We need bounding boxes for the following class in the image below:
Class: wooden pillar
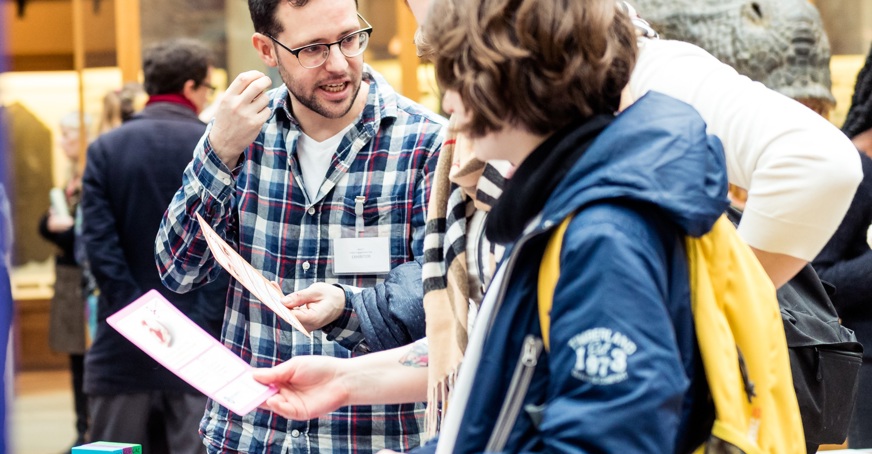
[396,0,420,101]
[226,0,266,81]
[114,0,142,83]
[72,0,87,174]
[817,0,871,55]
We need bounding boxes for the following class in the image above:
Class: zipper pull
[521,335,542,367]
[485,335,544,452]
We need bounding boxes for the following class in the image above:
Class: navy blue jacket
[81,102,228,394]
[813,151,872,359]
[428,93,728,453]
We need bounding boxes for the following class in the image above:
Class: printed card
[107,290,277,415]
[333,237,391,275]
[195,213,310,337]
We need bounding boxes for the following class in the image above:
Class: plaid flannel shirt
[155,66,445,453]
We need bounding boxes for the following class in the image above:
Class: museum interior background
[0,0,870,452]
[1,0,433,373]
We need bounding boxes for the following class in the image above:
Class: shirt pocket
[339,195,403,238]
[326,196,408,280]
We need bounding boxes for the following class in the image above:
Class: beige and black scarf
[421,116,509,436]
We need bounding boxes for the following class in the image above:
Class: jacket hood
[540,91,729,237]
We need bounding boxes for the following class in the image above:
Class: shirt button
[302,261,311,271]
[290,429,301,438]
[222,177,231,185]
[307,207,315,215]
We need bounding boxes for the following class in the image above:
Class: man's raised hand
[208,70,273,168]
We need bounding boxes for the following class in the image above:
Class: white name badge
[333,237,392,275]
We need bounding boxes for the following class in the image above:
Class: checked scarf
[421,116,510,436]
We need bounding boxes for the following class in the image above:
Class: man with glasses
[81,38,228,453]
[154,0,445,452]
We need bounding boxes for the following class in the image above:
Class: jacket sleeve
[812,152,872,314]
[154,127,239,293]
[38,211,75,252]
[326,258,426,352]
[81,140,142,307]
[533,210,688,453]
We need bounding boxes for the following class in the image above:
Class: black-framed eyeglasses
[201,82,217,94]
[265,13,373,69]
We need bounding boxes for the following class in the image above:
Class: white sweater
[625,39,862,261]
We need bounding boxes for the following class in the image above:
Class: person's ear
[253,33,279,68]
[181,79,198,102]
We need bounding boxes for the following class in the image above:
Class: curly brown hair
[422,0,637,138]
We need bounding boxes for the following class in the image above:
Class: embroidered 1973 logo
[568,328,637,385]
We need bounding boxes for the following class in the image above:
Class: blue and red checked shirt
[155,66,445,453]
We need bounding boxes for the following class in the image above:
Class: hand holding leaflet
[195,213,311,337]
[107,290,277,415]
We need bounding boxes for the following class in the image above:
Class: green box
[71,441,143,454]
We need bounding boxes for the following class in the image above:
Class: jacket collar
[131,101,203,123]
[527,91,729,241]
[486,115,613,244]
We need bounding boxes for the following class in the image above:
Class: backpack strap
[537,215,573,352]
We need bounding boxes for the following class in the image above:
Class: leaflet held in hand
[107,290,277,415]
[50,187,71,217]
[195,213,310,337]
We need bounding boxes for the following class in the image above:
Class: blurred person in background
[79,82,147,348]
[38,111,91,450]
[81,38,227,454]
[0,105,15,454]
[96,82,146,136]
[813,42,872,449]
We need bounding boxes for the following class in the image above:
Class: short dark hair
[249,0,291,36]
[422,0,637,138]
[142,39,214,96]
[248,0,358,36]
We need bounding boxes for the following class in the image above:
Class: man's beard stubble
[277,58,363,120]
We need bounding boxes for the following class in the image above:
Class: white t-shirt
[295,123,355,201]
[626,39,861,261]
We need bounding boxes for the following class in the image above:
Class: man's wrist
[323,284,354,332]
[328,284,348,323]
[207,131,241,168]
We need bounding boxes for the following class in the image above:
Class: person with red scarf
[80,38,228,454]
